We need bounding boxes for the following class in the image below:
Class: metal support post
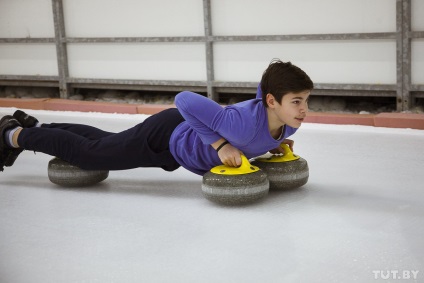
[203,0,217,101]
[52,0,71,98]
[402,0,412,110]
[396,0,412,111]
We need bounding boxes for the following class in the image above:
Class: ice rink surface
[1,107,424,283]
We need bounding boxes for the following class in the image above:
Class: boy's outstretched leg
[14,109,115,139]
[3,108,184,172]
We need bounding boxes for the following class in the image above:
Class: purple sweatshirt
[169,91,298,175]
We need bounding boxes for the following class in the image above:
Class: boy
[0,59,313,175]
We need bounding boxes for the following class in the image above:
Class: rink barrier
[0,98,423,130]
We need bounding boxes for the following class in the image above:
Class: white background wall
[0,0,422,84]
[0,0,57,76]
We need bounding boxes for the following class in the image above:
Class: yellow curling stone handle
[256,143,300,163]
[210,155,260,175]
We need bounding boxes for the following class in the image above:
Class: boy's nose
[300,103,308,113]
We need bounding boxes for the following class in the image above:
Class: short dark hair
[260,59,313,107]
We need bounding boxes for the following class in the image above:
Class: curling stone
[48,157,109,187]
[202,155,269,205]
[251,144,309,190]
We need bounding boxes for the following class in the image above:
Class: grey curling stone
[251,156,309,190]
[48,157,109,187]
[201,156,269,205]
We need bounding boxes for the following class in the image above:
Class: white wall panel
[214,41,396,84]
[411,0,424,84]
[0,0,54,37]
[412,0,424,30]
[63,0,204,37]
[412,40,424,84]
[0,44,57,75]
[67,43,206,80]
[212,0,396,36]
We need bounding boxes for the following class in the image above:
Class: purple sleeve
[256,83,262,99]
[175,91,255,145]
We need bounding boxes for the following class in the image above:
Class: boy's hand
[269,139,294,154]
[211,138,242,167]
[217,143,242,167]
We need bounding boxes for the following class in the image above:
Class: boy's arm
[175,91,253,145]
[175,91,253,167]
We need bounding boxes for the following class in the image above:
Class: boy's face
[266,90,310,128]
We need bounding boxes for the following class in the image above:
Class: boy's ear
[266,93,276,108]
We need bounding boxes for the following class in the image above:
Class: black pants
[18,108,185,171]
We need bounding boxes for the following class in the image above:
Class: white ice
[1,107,424,283]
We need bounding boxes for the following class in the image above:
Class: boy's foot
[0,115,23,171]
[13,110,39,128]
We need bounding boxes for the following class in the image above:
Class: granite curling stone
[202,155,269,205]
[48,157,109,187]
[251,144,309,190]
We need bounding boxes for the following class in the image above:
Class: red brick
[0,98,48,110]
[304,112,375,126]
[374,113,424,130]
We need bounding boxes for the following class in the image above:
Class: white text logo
[372,270,419,280]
